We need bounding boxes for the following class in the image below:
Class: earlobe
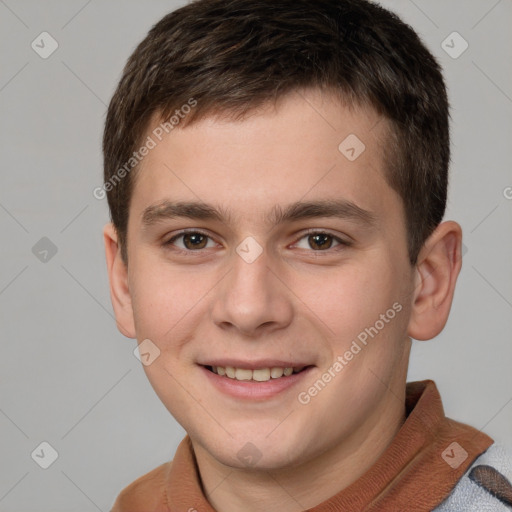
[407,221,463,341]
[103,223,136,338]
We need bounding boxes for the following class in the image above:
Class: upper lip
[199,359,313,370]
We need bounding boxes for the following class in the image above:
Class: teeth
[253,368,271,381]
[270,367,284,378]
[210,365,305,382]
[235,368,253,381]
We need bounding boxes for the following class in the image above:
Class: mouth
[203,364,310,382]
[199,362,314,400]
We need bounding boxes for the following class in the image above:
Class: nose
[211,245,294,337]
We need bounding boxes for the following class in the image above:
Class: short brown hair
[103,0,449,265]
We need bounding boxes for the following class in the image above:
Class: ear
[407,221,463,341]
[103,223,136,338]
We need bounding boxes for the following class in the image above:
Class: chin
[198,425,312,471]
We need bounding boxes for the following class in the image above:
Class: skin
[104,89,462,511]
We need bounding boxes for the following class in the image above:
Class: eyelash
[294,229,352,252]
[163,228,352,254]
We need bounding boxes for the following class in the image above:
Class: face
[115,90,417,470]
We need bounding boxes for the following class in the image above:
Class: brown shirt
[111,380,493,511]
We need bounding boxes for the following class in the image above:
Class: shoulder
[110,461,172,512]
[434,443,512,511]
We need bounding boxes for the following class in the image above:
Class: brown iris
[182,233,208,250]
[308,233,333,250]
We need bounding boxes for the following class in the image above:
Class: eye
[165,231,217,251]
[294,231,349,251]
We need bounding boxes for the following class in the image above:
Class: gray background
[0,0,511,510]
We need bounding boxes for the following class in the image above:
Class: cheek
[292,256,398,345]
[129,256,211,345]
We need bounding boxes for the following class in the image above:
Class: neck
[193,388,407,512]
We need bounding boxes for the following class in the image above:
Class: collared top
[111,380,493,511]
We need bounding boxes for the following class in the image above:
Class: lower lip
[199,365,314,400]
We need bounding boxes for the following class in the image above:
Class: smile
[206,365,307,382]
[200,363,314,400]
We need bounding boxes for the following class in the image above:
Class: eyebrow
[141,199,377,229]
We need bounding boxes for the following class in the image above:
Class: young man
[102,0,512,510]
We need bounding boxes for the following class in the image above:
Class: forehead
[130,89,401,228]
